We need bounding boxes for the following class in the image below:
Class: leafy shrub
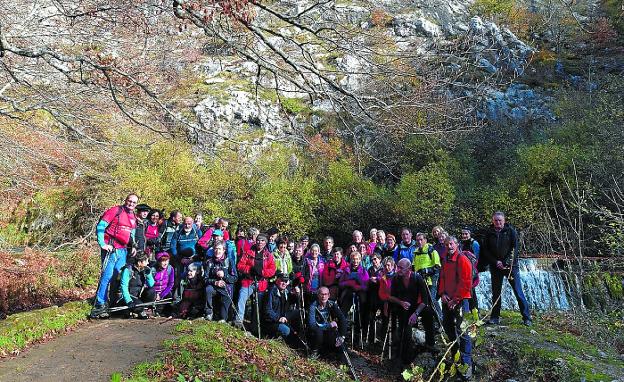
[394,163,456,229]
[0,247,97,315]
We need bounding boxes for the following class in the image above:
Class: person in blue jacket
[171,216,200,298]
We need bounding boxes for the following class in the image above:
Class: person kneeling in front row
[118,252,155,319]
[308,286,348,358]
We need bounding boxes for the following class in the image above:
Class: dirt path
[0,318,178,382]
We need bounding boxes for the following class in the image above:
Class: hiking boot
[137,310,149,320]
[89,304,109,319]
[523,318,533,327]
[460,363,473,381]
[204,314,213,321]
[310,350,320,360]
[485,318,500,325]
[233,320,245,330]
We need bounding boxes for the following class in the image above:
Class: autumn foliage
[0,247,98,317]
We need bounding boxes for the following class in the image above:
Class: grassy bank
[0,301,91,357]
[119,320,351,382]
[476,310,624,381]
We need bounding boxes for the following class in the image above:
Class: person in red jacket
[235,234,276,329]
[321,247,348,300]
[438,236,474,381]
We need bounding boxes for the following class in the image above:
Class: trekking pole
[107,298,173,313]
[337,332,360,382]
[350,293,356,348]
[381,311,391,361]
[388,312,392,360]
[297,289,309,356]
[425,285,449,345]
[254,278,261,338]
[356,294,363,350]
[225,284,252,336]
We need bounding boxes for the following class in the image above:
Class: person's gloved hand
[142,267,152,277]
[335,335,345,348]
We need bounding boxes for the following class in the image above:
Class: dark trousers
[205,285,233,320]
[127,288,156,313]
[339,289,369,341]
[397,306,435,364]
[442,299,472,366]
[309,326,343,353]
[179,289,204,318]
[491,266,531,321]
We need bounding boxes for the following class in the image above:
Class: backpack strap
[427,244,434,262]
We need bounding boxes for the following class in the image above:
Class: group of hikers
[90,193,534,381]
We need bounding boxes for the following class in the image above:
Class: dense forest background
[0,0,623,258]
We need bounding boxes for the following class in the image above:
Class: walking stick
[350,293,356,348]
[298,289,309,355]
[381,310,392,360]
[355,293,363,350]
[107,298,173,313]
[338,335,360,382]
[315,305,359,382]
[425,285,449,345]
[254,278,261,338]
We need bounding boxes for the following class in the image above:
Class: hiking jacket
[397,240,418,262]
[339,265,369,291]
[97,205,137,249]
[135,218,147,252]
[379,244,399,261]
[377,272,394,301]
[204,255,237,293]
[482,223,519,267]
[145,222,160,247]
[390,272,426,313]
[302,257,325,293]
[433,241,447,262]
[120,264,155,304]
[309,299,347,335]
[321,258,349,288]
[237,245,276,291]
[158,220,179,253]
[412,243,441,286]
[152,264,174,298]
[171,226,200,258]
[272,249,293,276]
[263,285,297,323]
[438,250,472,301]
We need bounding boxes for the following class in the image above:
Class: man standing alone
[482,212,532,326]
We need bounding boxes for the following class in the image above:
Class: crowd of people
[90,193,534,381]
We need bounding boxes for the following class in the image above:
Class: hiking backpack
[458,250,479,287]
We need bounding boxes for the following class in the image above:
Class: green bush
[394,163,455,228]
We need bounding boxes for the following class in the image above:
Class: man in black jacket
[308,286,348,358]
[263,272,302,344]
[481,212,532,326]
